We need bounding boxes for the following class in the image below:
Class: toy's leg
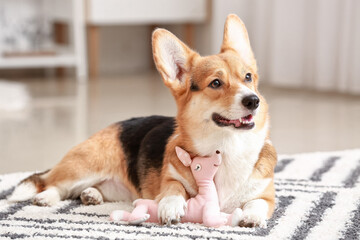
[127,202,150,224]
[110,200,150,224]
[202,202,228,227]
[226,208,243,226]
[110,210,132,221]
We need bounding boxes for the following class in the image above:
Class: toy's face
[191,151,221,181]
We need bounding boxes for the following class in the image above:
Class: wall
[98,25,152,75]
[268,0,360,94]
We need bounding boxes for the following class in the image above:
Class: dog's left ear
[221,14,256,66]
[152,29,198,92]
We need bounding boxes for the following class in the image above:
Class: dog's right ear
[152,29,197,92]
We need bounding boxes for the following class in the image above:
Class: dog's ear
[221,14,256,66]
[175,146,192,167]
[152,29,197,92]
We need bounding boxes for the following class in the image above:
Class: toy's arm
[202,201,227,227]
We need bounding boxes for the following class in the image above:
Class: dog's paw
[80,187,103,205]
[158,195,187,225]
[238,199,268,228]
[230,208,243,226]
[33,187,60,207]
[239,212,267,228]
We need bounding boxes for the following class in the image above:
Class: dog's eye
[209,79,222,89]
[245,73,252,82]
[194,164,202,171]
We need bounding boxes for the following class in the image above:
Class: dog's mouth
[212,113,255,130]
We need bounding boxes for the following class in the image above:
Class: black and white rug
[1,149,360,239]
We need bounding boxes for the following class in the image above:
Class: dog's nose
[242,95,260,110]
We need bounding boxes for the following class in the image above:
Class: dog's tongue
[242,114,253,122]
[228,119,241,127]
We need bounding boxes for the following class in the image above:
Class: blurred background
[0,0,359,174]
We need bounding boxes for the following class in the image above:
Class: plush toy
[110,147,242,227]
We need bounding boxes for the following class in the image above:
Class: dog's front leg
[238,140,277,228]
[156,180,188,225]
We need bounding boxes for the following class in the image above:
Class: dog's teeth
[239,118,254,125]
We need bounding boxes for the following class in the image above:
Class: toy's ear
[175,146,192,167]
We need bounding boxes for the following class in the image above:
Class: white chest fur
[192,122,270,213]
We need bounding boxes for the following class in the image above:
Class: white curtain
[202,0,360,94]
[266,0,360,94]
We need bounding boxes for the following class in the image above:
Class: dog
[9,14,277,228]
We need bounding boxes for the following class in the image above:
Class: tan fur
[44,124,138,199]
[252,141,278,179]
[141,169,162,199]
[21,170,50,192]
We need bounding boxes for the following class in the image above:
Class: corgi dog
[9,14,277,228]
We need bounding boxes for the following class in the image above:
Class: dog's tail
[8,170,49,202]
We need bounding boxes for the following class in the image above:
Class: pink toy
[110,147,242,227]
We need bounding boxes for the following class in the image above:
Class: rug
[0,149,360,240]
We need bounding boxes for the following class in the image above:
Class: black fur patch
[118,116,176,192]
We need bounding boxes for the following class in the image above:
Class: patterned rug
[0,149,360,240]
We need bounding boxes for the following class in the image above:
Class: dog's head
[152,14,268,135]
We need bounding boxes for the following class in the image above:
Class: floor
[1,71,360,174]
